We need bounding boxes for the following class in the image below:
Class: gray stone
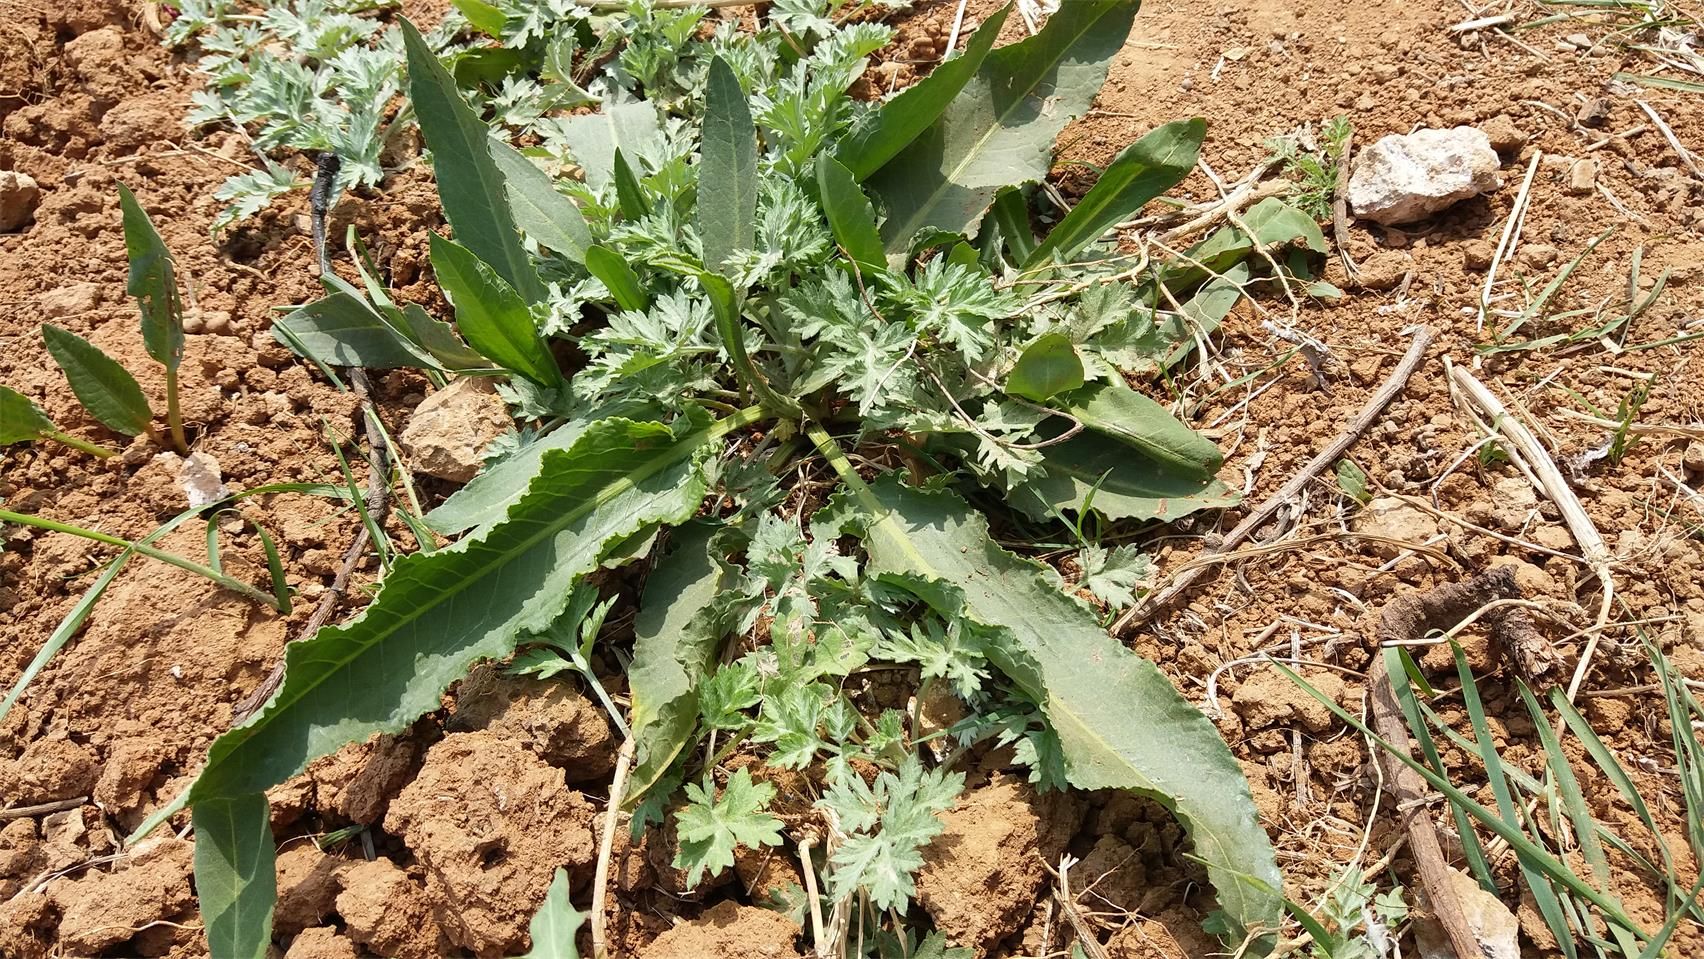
[1348,127,1501,225]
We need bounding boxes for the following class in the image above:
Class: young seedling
[117,184,190,453]
[0,384,117,458]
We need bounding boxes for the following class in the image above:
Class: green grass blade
[41,324,152,436]
[1386,648,1496,893]
[1275,664,1647,938]
[1519,682,1611,888]
[400,17,544,303]
[698,57,757,275]
[192,793,275,959]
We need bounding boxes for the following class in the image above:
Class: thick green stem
[0,509,283,611]
[39,429,117,459]
[703,272,804,420]
[805,421,863,488]
[164,364,189,454]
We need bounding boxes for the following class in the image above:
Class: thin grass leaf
[1519,682,1611,888]
[1451,643,1579,959]
[1275,664,1648,938]
[1385,648,1496,893]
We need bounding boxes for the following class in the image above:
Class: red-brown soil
[3,0,1702,956]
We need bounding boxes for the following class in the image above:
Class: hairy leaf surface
[628,523,731,798]
[867,0,1137,251]
[192,793,275,959]
[698,57,757,274]
[837,474,1281,941]
[177,412,749,806]
[489,140,592,263]
[41,325,152,436]
[401,18,544,303]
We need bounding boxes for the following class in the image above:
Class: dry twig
[1116,326,1437,634]
[591,737,636,959]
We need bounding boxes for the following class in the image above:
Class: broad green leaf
[1006,333,1083,402]
[1240,197,1326,253]
[835,5,1009,180]
[839,474,1281,943]
[0,385,57,446]
[867,0,1137,252]
[273,292,439,370]
[1023,118,1205,269]
[586,245,649,312]
[1056,381,1222,476]
[628,523,732,798]
[192,793,275,959]
[401,18,544,303]
[488,140,592,263]
[517,868,583,959]
[430,418,595,536]
[429,235,561,387]
[816,153,885,275]
[557,102,663,193]
[698,57,757,274]
[169,410,757,809]
[1009,431,1238,523]
[41,324,152,436]
[612,148,652,221]
[450,0,504,36]
[117,184,184,372]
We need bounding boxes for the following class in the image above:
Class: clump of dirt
[914,777,1081,957]
[639,900,803,959]
[333,857,450,959]
[448,662,618,782]
[383,730,600,957]
[45,836,196,955]
[273,843,342,936]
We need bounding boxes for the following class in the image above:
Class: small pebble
[1567,158,1598,195]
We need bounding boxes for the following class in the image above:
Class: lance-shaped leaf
[867,0,1137,252]
[698,57,757,274]
[41,324,152,436]
[489,140,592,263]
[117,184,184,372]
[192,793,275,959]
[816,153,886,275]
[1008,432,1237,523]
[836,5,1009,181]
[0,384,60,446]
[430,235,562,388]
[834,473,1281,944]
[401,17,544,303]
[167,410,757,810]
[586,245,649,312]
[1057,381,1222,477]
[628,523,733,798]
[273,292,440,371]
[1023,117,1205,270]
[517,868,584,959]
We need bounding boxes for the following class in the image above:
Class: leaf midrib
[219,413,753,768]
